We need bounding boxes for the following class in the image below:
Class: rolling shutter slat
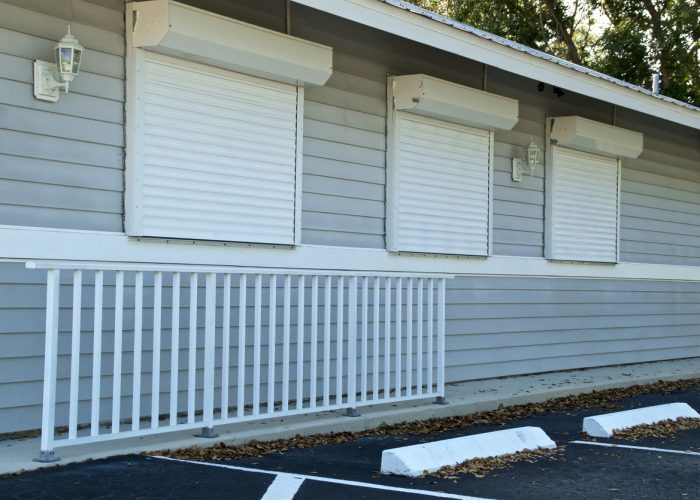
[138,56,298,244]
[395,114,490,255]
[551,146,619,262]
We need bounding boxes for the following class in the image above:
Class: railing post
[434,278,448,405]
[35,269,61,462]
[345,276,360,416]
[198,272,218,438]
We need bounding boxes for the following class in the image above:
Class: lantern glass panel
[59,47,73,74]
[72,49,82,75]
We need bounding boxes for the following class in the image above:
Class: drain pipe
[286,0,291,35]
[652,73,660,94]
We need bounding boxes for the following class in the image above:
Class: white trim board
[5,225,700,282]
[291,0,700,130]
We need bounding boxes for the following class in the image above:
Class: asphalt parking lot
[1,387,698,500]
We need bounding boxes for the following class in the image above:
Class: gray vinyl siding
[301,61,387,248]
[446,276,700,382]
[617,110,700,266]
[0,0,125,232]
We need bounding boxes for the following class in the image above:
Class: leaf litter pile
[431,446,566,478]
[157,378,699,476]
[610,416,700,441]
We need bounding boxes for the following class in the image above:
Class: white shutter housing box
[127,0,333,87]
[551,116,643,158]
[391,74,518,130]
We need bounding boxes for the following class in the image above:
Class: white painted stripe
[261,474,305,500]
[151,456,486,499]
[570,440,700,456]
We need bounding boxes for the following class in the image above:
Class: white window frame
[386,80,494,256]
[544,118,621,263]
[125,47,304,246]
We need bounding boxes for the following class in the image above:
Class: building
[1,0,699,457]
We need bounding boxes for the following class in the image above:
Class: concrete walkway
[2,358,698,476]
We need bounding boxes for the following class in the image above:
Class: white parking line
[570,440,700,456]
[261,473,305,500]
[152,456,487,499]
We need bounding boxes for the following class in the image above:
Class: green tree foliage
[413,0,700,105]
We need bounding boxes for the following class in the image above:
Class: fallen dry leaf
[612,417,700,441]
[429,446,565,478]
[155,378,699,462]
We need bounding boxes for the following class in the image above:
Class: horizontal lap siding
[0,0,125,231]
[0,0,127,434]
[618,111,700,265]
[446,275,700,381]
[301,59,387,248]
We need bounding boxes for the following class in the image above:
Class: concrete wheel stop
[583,402,700,438]
[380,426,556,477]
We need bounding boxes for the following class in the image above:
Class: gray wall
[445,275,700,382]
[0,0,125,231]
[1,0,699,434]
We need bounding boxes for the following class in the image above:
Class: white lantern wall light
[511,139,542,182]
[34,26,84,102]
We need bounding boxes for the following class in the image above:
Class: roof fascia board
[291,0,700,130]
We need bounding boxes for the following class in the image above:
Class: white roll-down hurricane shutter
[394,113,491,255]
[136,55,299,244]
[550,146,619,262]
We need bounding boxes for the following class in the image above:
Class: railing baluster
[151,272,162,429]
[372,277,380,401]
[347,276,358,411]
[296,275,305,410]
[170,272,180,425]
[427,279,434,394]
[202,273,216,432]
[253,274,262,416]
[395,277,402,398]
[91,270,103,437]
[416,279,423,395]
[68,270,82,440]
[112,271,124,433]
[384,277,391,400]
[323,275,331,406]
[336,276,344,404]
[267,275,277,414]
[38,269,60,460]
[282,275,291,412]
[33,262,452,458]
[187,273,197,424]
[237,274,247,417]
[437,279,446,400]
[406,278,413,397]
[360,277,368,403]
[132,272,143,431]
[310,275,318,409]
[221,273,231,419]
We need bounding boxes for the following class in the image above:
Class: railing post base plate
[433,396,448,405]
[195,426,219,438]
[345,408,361,417]
[34,450,60,463]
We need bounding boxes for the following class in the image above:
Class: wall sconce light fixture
[512,140,542,182]
[34,26,84,103]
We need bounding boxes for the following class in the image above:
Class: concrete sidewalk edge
[1,357,698,476]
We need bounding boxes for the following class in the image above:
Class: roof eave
[292,0,700,131]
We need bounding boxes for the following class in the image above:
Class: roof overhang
[292,0,700,131]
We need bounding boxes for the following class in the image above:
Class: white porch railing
[28,261,451,461]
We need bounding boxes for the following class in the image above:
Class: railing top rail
[25,260,454,279]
